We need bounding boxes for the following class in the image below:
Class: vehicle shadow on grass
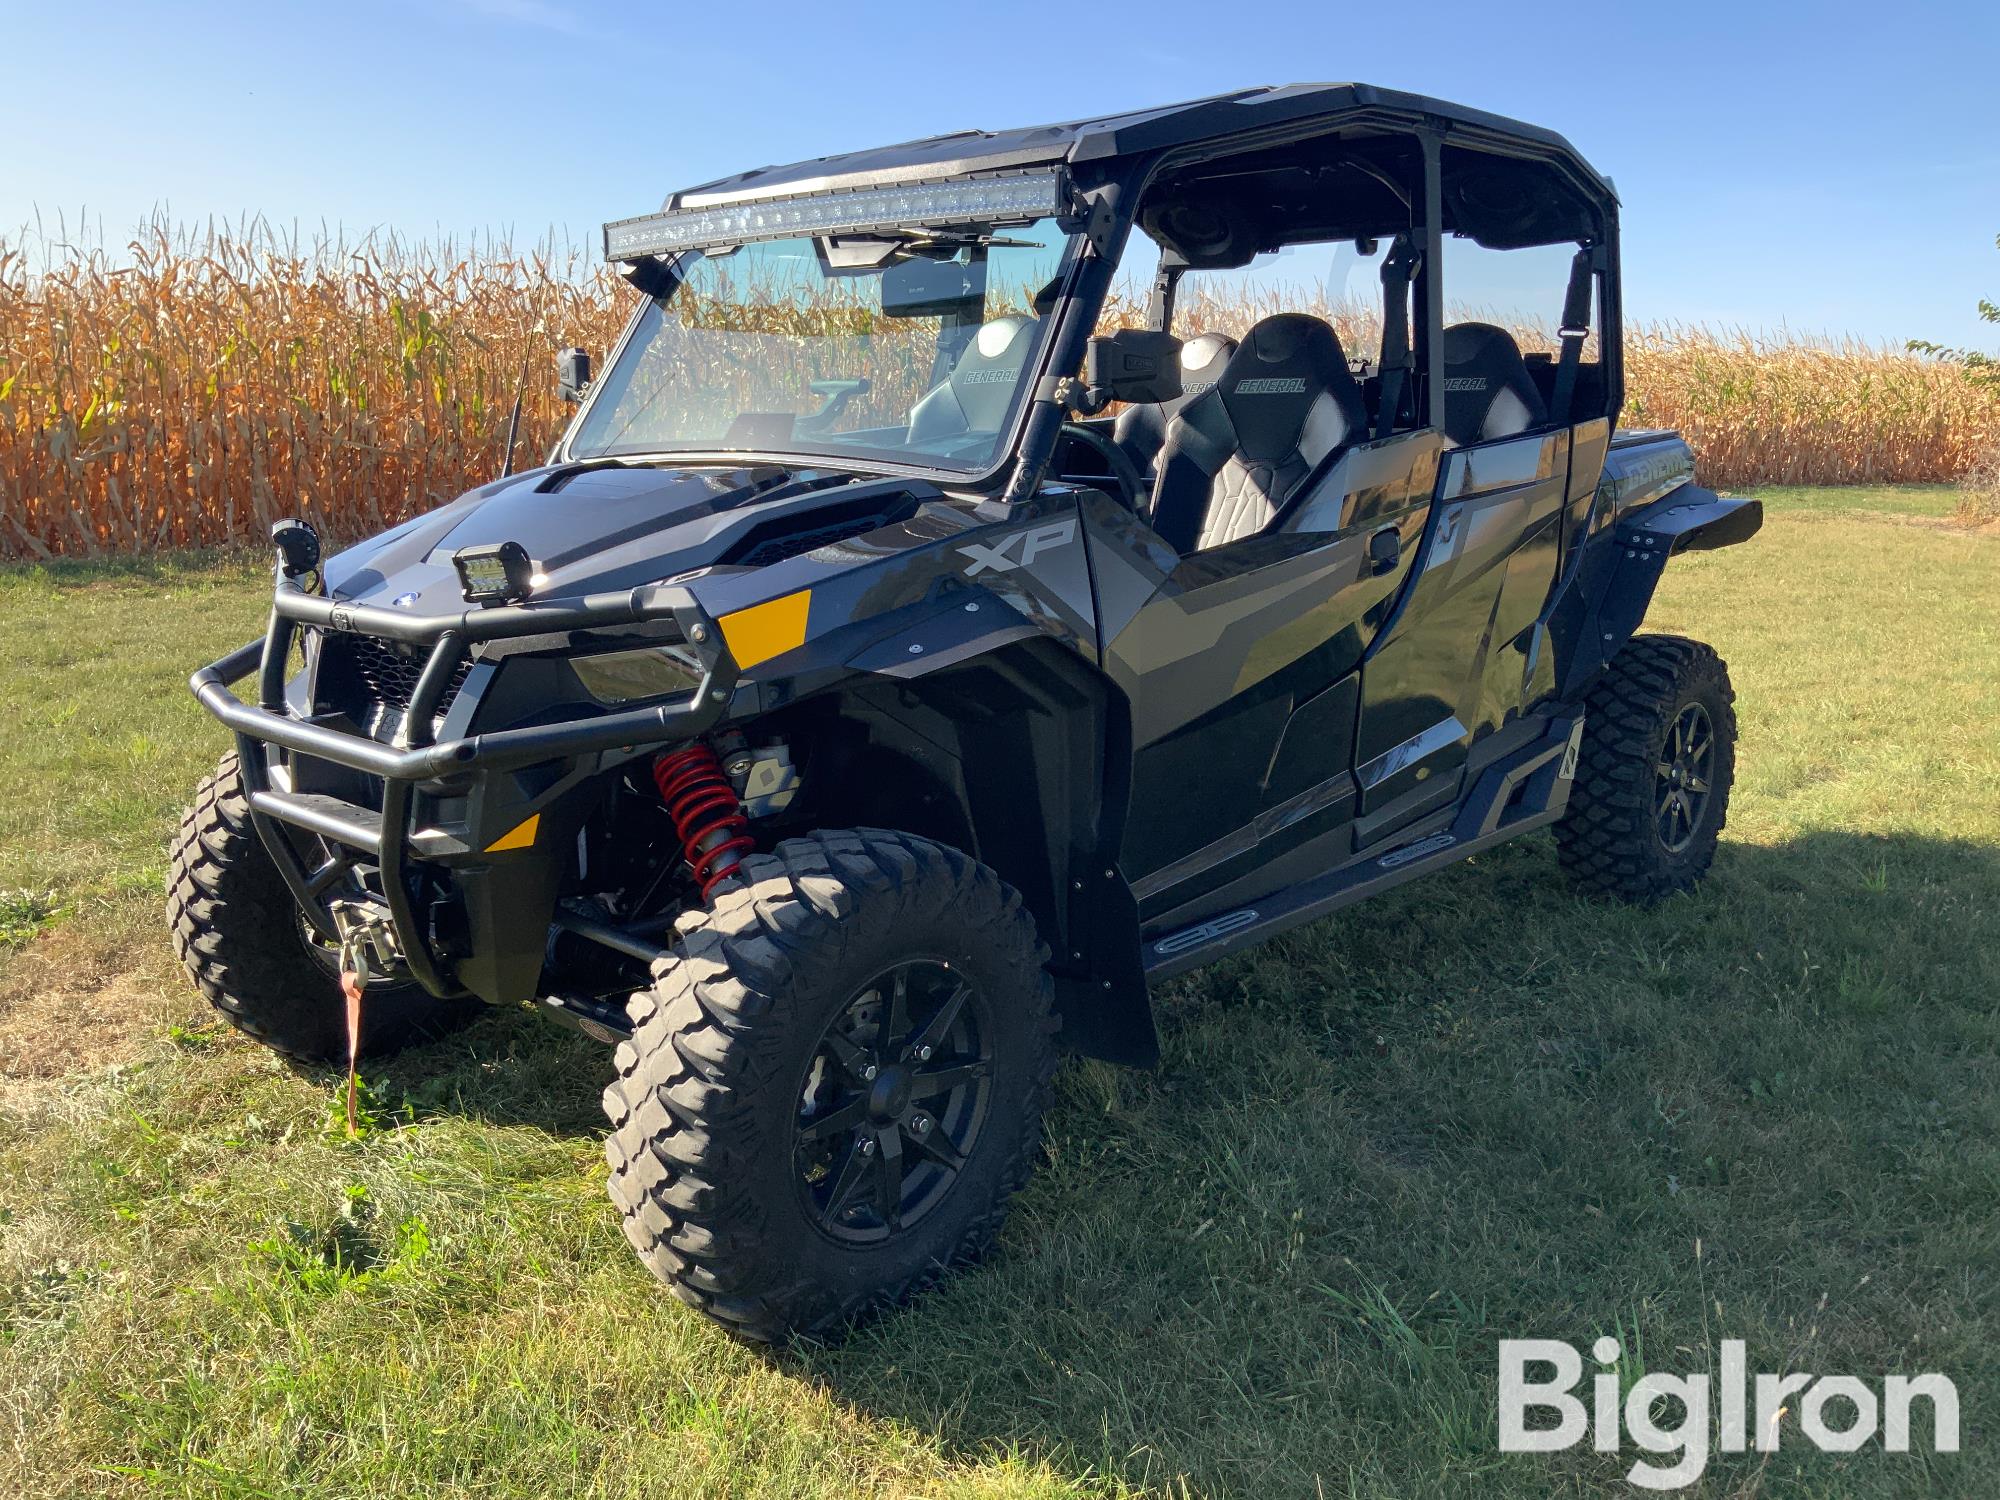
[783,828,2000,1496]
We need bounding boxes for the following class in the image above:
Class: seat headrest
[1212,314,1364,462]
[970,315,1033,360]
[1176,332,1236,401]
[1146,315,1366,553]
[907,316,1037,444]
[1441,322,1548,446]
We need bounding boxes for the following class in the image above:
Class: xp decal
[957,519,1077,577]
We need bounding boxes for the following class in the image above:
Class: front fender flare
[757,621,1161,1069]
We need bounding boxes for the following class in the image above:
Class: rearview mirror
[880,256,982,320]
[1085,329,1183,406]
[557,347,592,403]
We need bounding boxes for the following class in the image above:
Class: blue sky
[4,0,1996,352]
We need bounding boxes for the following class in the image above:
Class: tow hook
[330,899,402,974]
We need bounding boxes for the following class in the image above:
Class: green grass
[2,487,1996,1498]
[1736,483,1965,520]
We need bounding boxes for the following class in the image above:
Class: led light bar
[603,170,1069,261]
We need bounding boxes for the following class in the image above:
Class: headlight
[451,540,537,604]
[571,644,705,705]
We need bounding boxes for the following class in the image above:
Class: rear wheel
[1555,635,1736,903]
[167,752,478,1063]
[602,828,1057,1343]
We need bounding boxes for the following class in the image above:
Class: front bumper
[192,579,738,999]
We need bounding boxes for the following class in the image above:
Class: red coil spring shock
[653,744,755,902]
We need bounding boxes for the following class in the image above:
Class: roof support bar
[1148,264,1180,334]
[1418,129,1446,433]
[1000,175,1138,504]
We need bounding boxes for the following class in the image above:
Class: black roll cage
[582,90,1623,514]
[998,108,1623,503]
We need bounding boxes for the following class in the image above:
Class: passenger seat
[1112,331,1237,475]
[906,316,1036,445]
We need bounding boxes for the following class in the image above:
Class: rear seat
[1440,322,1548,446]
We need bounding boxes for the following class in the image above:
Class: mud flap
[1055,866,1158,1068]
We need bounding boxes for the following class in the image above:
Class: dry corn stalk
[4,217,1996,558]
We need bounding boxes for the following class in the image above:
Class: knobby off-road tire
[1555,634,1737,903]
[167,752,479,1063]
[602,829,1058,1343]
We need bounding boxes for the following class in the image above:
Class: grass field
[1,485,1996,1497]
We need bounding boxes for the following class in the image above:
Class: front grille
[316,631,474,737]
[347,635,473,713]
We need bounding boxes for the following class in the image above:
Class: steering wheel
[1058,423,1149,513]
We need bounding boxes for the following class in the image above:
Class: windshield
[567,222,1076,474]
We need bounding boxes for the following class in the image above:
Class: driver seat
[1111,332,1236,476]
[906,316,1035,445]
[1149,315,1366,554]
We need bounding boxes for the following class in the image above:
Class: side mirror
[557,347,593,403]
[1084,329,1182,407]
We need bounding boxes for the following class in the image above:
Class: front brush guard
[191,580,739,997]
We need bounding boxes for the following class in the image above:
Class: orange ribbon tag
[341,968,364,1137]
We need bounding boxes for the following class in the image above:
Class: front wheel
[1555,635,1737,903]
[602,829,1057,1343]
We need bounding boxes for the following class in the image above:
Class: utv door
[1082,432,1439,922]
[1349,426,1574,845]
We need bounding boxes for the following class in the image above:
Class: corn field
[4,218,1997,558]
[0,221,622,559]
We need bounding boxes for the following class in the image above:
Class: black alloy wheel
[1555,635,1737,904]
[794,959,992,1243]
[1653,702,1716,855]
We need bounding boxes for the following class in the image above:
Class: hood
[322,461,891,612]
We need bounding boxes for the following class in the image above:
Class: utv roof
[666,84,1613,211]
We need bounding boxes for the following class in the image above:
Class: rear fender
[1555,484,1762,699]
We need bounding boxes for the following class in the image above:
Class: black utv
[172,84,1760,1342]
